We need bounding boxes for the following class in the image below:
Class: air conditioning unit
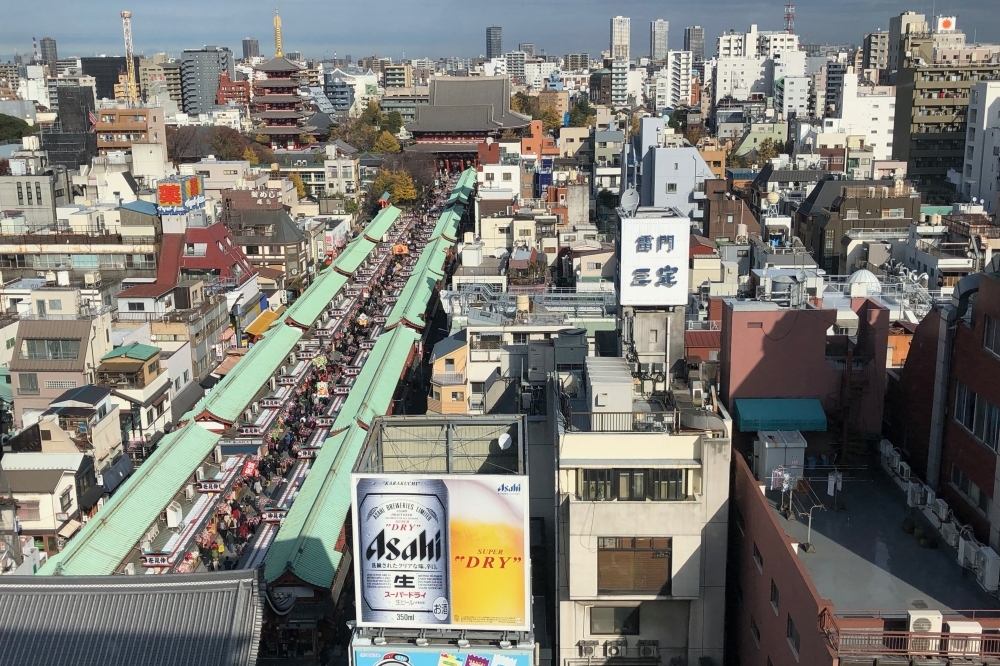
[879,439,893,460]
[578,641,598,658]
[958,534,979,568]
[908,610,943,652]
[280,365,287,376]
[124,562,136,575]
[924,487,936,509]
[976,546,1000,592]
[945,621,983,657]
[288,352,297,364]
[941,521,960,548]
[906,481,924,507]
[297,341,306,352]
[244,409,253,422]
[184,484,195,500]
[252,401,261,414]
[890,450,901,472]
[213,446,222,464]
[604,640,627,658]
[269,377,277,392]
[898,461,910,481]
[636,641,659,658]
[196,465,205,481]
[165,500,183,529]
[933,498,950,522]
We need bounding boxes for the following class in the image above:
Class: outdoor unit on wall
[958,534,979,568]
[636,641,659,658]
[288,352,297,364]
[252,401,261,414]
[907,480,924,507]
[907,610,943,652]
[934,498,950,522]
[244,409,253,423]
[280,365,287,376]
[945,621,983,657]
[578,641,598,658]
[124,562,136,575]
[898,461,911,481]
[269,377,277,392]
[604,640,627,658]
[213,446,222,464]
[879,439,893,459]
[941,521,960,548]
[165,500,183,529]
[976,546,1000,592]
[184,484,195,500]
[890,450,901,472]
[924,486,936,509]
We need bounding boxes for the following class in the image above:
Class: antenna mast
[32,37,39,64]
[784,2,795,34]
[274,7,283,57]
[121,11,139,107]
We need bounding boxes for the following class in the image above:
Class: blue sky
[2,0,996,61]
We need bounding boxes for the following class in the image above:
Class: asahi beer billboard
[352,474,531,631]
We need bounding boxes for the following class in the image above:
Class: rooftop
[771,472,1000,611]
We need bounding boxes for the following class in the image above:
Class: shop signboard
[351,474,530,631]
[352,648,533,666]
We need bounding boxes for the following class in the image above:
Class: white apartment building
[611,59,629,107]
[962,81,1000,213]
[611,16,631,61]
[555,356,731,666]
[716,25,799,59]
[524,60,558,89]
[663,51,693,108]
[834,67,896,161]
[505,51,527,84]
[713,57,769,104]
[887,11,926,75]
[774,75,810,119]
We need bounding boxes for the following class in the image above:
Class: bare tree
[166,126,198,167]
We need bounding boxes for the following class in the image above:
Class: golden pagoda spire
[273,7,283,58]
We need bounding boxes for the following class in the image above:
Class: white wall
[835,67,897,161]
[963,81,1000,212]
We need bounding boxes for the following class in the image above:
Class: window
[580,469,614,500]
[590,607,640,635]
[616,469,646,500]
[485,172,495,181]
[147,361,158,375]
[44,380,78,390]
[127,302,146,312]
[48,299,62,311]
[845,209,859,220]
[651,469,687,500]
[886,208,905,218]
[18,373,38,394]
[451,391,464,401]
[146,409,154,426]
[21,339,81,361]
[597,537,672,594]
[751,616,761,646]
[518,228,532,237]
[40,429,51,440]
[471,382,485,394]
[787,615,801,658]
[770,579,780,614]
[16,500,40,521]
[502,172,512,181]
[175,377,181,391]
[985,316,1000,356]
[16,182,23,205]
[183,370,190,383]
[753,543,763,571]
[954,381,1000,451]
[649,329,658,343]
[512,332,529,344]
[60,488,72,512]
[586,262,603,270]
[666,183,678,193]
[5,338,13,349]
[245,245,260,256]
[952,464,991,513]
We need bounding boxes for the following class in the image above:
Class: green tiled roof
[334,235,377,275]
[38,423,222,576]
[198,323,303,423]
[363,205,402,242]
[101,343,160,361]
[0,367,11,404]
[264,327,420,587]
[284,269,349,329]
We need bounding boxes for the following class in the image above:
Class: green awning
[733,398,827,432]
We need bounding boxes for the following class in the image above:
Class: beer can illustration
[356,477,450,624]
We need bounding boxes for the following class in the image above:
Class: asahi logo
[365,529,443,562]
[497,482,521,494]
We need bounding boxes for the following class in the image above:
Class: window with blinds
[597,537,672,594]
[579,469,689,501]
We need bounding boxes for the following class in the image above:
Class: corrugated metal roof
[199,323,302,423]
[684,330,721,350]
[102,343,160,361]
[38,423,222,576]
[1,452,84,470]
[0,570,263,666]
[1,468,70,493]
[244,307,282,337]
[10,319,92,373]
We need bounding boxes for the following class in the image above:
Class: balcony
[566,410,677,433]
[95,370,153,390]
[822,609,1000,659]
[431,372,466,386]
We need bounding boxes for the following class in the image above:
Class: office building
[611,15,631,61]
[382,64,412,88]
[39,37,57,69]
[684,26,705,62]
[487,25,503,59]
[41,85,98,169]
[519,43,535,58]
[80,56,141,100]
[242,38,259,60]
[650,19,669,61]
[961,81,1000,212]
[180,46,234,115]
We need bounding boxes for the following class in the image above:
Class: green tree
[629,114,641,137]
[209,127,246,161]
[241,147,259,165]
[540,107,562,133]
[359,100,382,126]
[0,114,38,143]
[381,110,404,135]
[727,152,747,168]
[299,133,317,145]
[372,130,401,154]
[754,137,778,166]
[597,189,619,210]
[288,172,307,198]
[344,199,361,215]
[568,97,595,127]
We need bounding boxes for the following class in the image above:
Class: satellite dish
[620,188,640,217]
[498,433,512,450]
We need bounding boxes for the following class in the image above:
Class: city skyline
[3,0,997,63]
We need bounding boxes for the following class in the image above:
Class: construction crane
[121,10,138,107]
[274,7,283,57]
